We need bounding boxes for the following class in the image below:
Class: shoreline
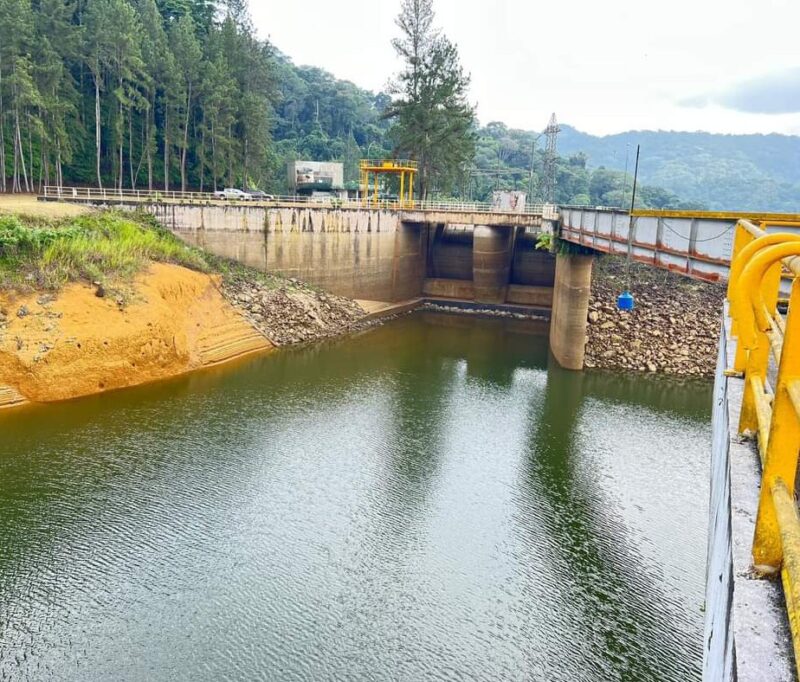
[0,263,422,412]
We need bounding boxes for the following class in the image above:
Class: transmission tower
[542,113,560,204]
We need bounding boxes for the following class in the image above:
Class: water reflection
[0,312,710,681]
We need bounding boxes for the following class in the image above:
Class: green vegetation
[471,123,707,209]
[0,0,273,194]
[384,0,476,198]
[0,211,207,290]
[535,232,553,251]
[1,0,797,210]
[558,126,800,212]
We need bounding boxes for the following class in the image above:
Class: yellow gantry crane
[359,159,417,208]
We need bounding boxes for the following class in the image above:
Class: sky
[249,0,800,137]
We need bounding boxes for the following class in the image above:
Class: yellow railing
[358,159,418,170]
[728,218,800,672]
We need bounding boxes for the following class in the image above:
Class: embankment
[0,207,390,409]
[584,257,725,377]
[0,263,271,408]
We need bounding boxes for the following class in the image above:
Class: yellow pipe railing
[729,219,800,677]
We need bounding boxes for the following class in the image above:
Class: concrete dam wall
[145,203,556,310]
[149,203,424,302]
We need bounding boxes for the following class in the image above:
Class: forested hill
[2,0,798,212]
[558,125,800,212]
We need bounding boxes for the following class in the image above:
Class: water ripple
[0,313,711,681]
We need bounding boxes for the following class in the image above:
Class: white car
[213,188,252,200]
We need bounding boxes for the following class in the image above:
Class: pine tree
[0,0,40,192]
[33,0,80,190]
[170,14,201,191]
[135,0,170,190]
[386,0,476,198]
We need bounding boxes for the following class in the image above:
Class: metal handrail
[728,218,800,673]
[359,159,418,170]
[40,186,551,217]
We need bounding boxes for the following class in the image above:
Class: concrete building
[287,161,345,199]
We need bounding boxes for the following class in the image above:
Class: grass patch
[0,210,209,292]
[0,194,90,219]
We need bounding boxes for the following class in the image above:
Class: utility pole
[621,143,630,208]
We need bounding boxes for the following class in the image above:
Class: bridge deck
[560,207,800,283]
[39,186,548,228]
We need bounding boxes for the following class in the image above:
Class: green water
[0,312,711,681]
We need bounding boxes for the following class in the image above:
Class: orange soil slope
[0,263,272,408]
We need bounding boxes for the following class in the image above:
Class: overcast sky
[250,0,800,137]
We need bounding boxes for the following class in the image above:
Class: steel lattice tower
[542,113,560,204]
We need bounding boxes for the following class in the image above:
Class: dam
[40,189,593,370]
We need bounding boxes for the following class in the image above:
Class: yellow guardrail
[359,159,418,170]
[728,218,800,674]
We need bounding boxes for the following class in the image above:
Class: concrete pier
[549,253,594,370]
[473,226,513,304]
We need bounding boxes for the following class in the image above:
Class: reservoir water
[0,312,711,681]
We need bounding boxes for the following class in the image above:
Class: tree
[33,0,80,190]
[84,0,146,189]
[386,0,476,198]
[0,0,39,192]
[170,13,201,191]
[589,167,623,205]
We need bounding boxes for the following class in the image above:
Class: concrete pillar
[473,225,512,304]
[549,253,593,370]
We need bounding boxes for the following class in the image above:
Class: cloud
[682,67,800,114]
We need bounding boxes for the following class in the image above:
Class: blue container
[617,290,635,311]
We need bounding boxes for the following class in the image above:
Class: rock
[588,311,599,323]
[585,256,724,378]
[17,305,29,318]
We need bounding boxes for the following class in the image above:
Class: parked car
[213,188,252,200]
[245,190,275,201]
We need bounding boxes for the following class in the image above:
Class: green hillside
[557,125,800,212]
[1,0,796,212]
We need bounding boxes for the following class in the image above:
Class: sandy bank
[0,263,272,408]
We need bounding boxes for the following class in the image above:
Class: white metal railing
[41,186,553,217]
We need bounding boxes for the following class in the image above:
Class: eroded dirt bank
[584,257,725,377]
[0,263,272,408]
[0,263,387,409]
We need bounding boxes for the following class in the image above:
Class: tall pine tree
[386,0,476,198]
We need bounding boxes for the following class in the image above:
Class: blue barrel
[617,291,635,311]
